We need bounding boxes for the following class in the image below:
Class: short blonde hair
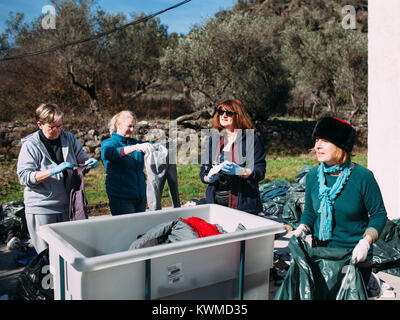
[108,110,136,135]
[35,103,64,124]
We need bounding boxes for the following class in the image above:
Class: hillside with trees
[0,0,367,126]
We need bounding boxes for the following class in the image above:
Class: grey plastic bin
[38,204,284,300]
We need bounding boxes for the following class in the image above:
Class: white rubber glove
[136,143,154,154]
[352,238,370,263]
[208,163,223,178]
[294,224,309,239]
[205,163,223,184]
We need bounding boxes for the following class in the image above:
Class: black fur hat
[312,117,356,153]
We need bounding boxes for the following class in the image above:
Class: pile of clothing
[128,216,245,250]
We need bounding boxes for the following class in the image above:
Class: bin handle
[145,259,151,300]
[238,240,245,300]
[59,255,66,300]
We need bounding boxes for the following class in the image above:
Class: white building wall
[368,0,400,219]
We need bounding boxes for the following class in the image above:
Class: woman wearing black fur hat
[294,116,387,286]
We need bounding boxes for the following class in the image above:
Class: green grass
[263,154,316,183]
[0,151,367,216]
[173,164,205,204]
[263,151,367,184]
[0,157,22,203]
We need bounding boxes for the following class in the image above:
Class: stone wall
[0,115,367,161]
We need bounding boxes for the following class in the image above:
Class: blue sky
[0,0,236,35]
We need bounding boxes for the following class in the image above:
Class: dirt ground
[0,241,28,299]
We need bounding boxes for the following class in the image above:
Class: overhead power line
[0,0,192,62]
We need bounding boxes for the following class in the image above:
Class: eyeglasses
[217,109,235,117]
[40,122,62,130]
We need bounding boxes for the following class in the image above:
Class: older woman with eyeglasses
[200,99,267,215]
[17,103,98,253]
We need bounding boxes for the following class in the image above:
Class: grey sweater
[17,130,88,214]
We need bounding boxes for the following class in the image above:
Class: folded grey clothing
[128,220,178,250]
[165,219,199,244]
[128,218,244,250]
[129,218,202,250]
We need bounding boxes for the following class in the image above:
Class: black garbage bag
[372,218,400,276]
[0,200,29,244]
[281,166,313,229]
[294,165,314,185]
[15,249,54,300]
[275,236,368,300]
[281,196,304,229]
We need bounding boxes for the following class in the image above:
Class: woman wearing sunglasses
[200,99,267,215]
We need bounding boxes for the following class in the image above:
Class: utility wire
[0,0,192,62]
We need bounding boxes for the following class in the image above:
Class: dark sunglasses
[217,109,235,117]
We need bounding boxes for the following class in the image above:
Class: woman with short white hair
[17,103,98,253]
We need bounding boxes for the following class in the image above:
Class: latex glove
[294,224,308,239]
[352,238,370,263]
[206,173,220,183]
[208,163,223,177]
[136,143,154,154]
[50,162,73,176]
[220,161,243,175]
[85,158,98,168]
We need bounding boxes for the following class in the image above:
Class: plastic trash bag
[372,218,400,276]
[258,181,290,220]
[15,249,54,300]
[336,260,368,300]
[281,195,304,229]
[0,200,29,244]
[294,165,314,185]
[281,166,313,228]
[275,236,368,300]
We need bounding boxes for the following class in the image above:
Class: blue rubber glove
[220,161,243,175]
[85,158,98,168]
[50,162,73,176]
[206,173,220,183]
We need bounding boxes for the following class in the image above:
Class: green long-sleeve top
[300,163,387,252]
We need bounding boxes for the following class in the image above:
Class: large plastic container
[38,204,285,300]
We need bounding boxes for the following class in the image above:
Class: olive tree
[160,11,291,121]
[281,15,367,116]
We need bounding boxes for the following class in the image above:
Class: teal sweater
[300,163,387,252]
[101,132,146,199]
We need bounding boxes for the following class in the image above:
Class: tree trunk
[327,98,337,113]
[175,107,214,124]
[311,102,318,119]
[67,67,103,120]
[349,94,361,123]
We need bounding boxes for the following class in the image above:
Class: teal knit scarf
[317,160,352,241]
